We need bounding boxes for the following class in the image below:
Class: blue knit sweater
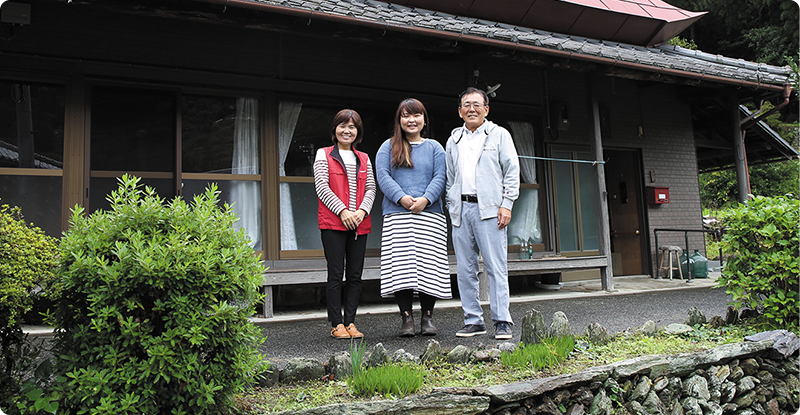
[375,138,446,215]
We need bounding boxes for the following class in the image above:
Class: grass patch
[501,335,574,370]
[230,323,775,414]
[347,363,426,397]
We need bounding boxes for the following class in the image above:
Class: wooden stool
[658,245,683,280]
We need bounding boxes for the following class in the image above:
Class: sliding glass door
[88,85,263,251]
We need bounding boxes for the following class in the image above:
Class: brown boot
[399,311,415,337]
[420,309,437,336]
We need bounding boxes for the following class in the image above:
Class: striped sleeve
[313,150,347,215]
[358,157,376,214]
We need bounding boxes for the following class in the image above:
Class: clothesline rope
[518,155,606,165]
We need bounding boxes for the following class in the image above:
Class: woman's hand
[399,195,415,210]
[408,197,429,213]
[339,209,366,230]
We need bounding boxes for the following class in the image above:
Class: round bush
[0,202,59,409]
[51,175,266,415]
[717,194,799,329]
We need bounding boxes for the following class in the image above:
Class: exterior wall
[0,1,712,298]
[532,72,706,276]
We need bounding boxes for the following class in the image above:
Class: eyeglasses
[461,102,485,110]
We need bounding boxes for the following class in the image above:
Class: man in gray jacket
[445,87,520,340]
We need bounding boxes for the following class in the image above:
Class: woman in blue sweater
[375,98,451,337]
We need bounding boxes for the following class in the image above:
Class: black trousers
[321,229,368,327]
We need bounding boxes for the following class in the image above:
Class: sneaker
[455,324,487,337]
[331,324,350,339]
[495,322,512,340]
[345,323,364,338]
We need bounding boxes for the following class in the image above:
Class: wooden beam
[694,139,733,150]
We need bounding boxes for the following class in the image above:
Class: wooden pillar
[731,96,751,203]
[587,74,614,290]
[62,75,86,231]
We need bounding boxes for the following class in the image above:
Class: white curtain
[278,101,303,250]
[507,121,541,245]
[230,97,261,249]
[508,121,536,184]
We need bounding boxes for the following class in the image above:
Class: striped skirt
[380,211,452,299]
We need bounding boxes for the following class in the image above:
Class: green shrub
[501,336,575,370]
[50,175,267,415]
[0,202,59,411]
[716,195,799,329]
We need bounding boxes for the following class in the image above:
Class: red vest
[317,146,372,234]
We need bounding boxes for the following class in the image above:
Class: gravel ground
[257,285,733,368]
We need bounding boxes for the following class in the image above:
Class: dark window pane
[0,175,62,237]
[91,86,175,172]
[182,95,260,174]
[0,82,65,169]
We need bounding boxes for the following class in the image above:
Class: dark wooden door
[605,149,646,275]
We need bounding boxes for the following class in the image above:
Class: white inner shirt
[458,128,484,196]
[339,149,356,165]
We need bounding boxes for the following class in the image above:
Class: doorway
[604,149,647,275]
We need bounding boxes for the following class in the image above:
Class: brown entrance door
[604,149,646,275]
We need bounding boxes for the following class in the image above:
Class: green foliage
[699,170,739,209]
[0,202,59,412]
[716,195,799,329]
[500,335,575,370]
[667,0,798,67]
[699,161,800,209]
[0,202,59,329]
[15,359,60,415]
[347,363,425,398]
[50,175,267,415]
[667,36,697,50]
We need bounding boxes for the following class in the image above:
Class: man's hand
[497,207,512,229]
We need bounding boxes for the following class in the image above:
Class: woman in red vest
[313,109,376,339]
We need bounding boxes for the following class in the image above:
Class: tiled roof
[0,140,62,169]
[241,0,792,89]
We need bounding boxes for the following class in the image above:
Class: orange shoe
[345,323,364,338]
[331,324,351,339]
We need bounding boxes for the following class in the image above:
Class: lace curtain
[230,97,261,249]
[278,101,303,250]
[507,121,541,244]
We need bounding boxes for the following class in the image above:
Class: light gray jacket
[445,120,520,227]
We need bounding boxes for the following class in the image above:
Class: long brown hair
[390,98,428,168]
[330,109,364,146]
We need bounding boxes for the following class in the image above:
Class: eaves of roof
[194,0,793,92]
[739,105,799,160]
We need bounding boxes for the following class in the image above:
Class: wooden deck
[260,255,609,318]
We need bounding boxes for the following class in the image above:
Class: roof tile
[247,0,792,86]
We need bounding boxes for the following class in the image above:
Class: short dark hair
[330,109,364,145]
[458,87,489,107]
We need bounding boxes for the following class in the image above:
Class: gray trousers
[452,201,513,326]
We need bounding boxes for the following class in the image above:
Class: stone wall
[273,337,798,415]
